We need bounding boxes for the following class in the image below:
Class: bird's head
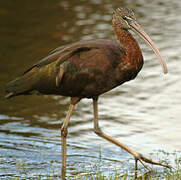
[112,7,168,74]
[112,7,136,30]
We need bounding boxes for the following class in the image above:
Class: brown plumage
[5,7,170,178]
[5,38,143,99]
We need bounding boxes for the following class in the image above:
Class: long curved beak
[130,20,168,74]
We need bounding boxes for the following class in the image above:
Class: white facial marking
[124,16,133,21]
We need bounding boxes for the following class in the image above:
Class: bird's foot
[133,152,172,171]
[133,152,172,179]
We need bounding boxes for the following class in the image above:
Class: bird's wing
[23,40,100,75]
[49,44,68,54]
[49,40,97,55]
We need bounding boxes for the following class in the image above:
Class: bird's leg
[92,98,171,173]
[135,158,138,179]
[61,97,80,179]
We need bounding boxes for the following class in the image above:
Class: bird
[5,7,171,178]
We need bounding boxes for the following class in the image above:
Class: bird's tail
[5,74,35,99]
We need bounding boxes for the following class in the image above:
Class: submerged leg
[61,97,80,179]
[92,98,171,173]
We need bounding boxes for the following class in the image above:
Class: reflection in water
[0,0,181,178]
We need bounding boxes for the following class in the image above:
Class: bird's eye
[122,16,127,20]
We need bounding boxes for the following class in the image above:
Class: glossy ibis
[5,7,171,178]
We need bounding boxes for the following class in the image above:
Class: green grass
[8,150,181,179]
[8,167,181,180]
[73,150,181,180]
[74,169,181,180]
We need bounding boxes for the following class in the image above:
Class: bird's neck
[113,26,143,70]
[114,26,141,53]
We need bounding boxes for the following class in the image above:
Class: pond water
[0,0,181,179]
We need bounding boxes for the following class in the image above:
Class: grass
[8,150,181,180]
[73,165,181,180]
[8,166,181,180]
[73,167,181,180]
[72,149,181,180]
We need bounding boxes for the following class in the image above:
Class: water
[0,0,181,179]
